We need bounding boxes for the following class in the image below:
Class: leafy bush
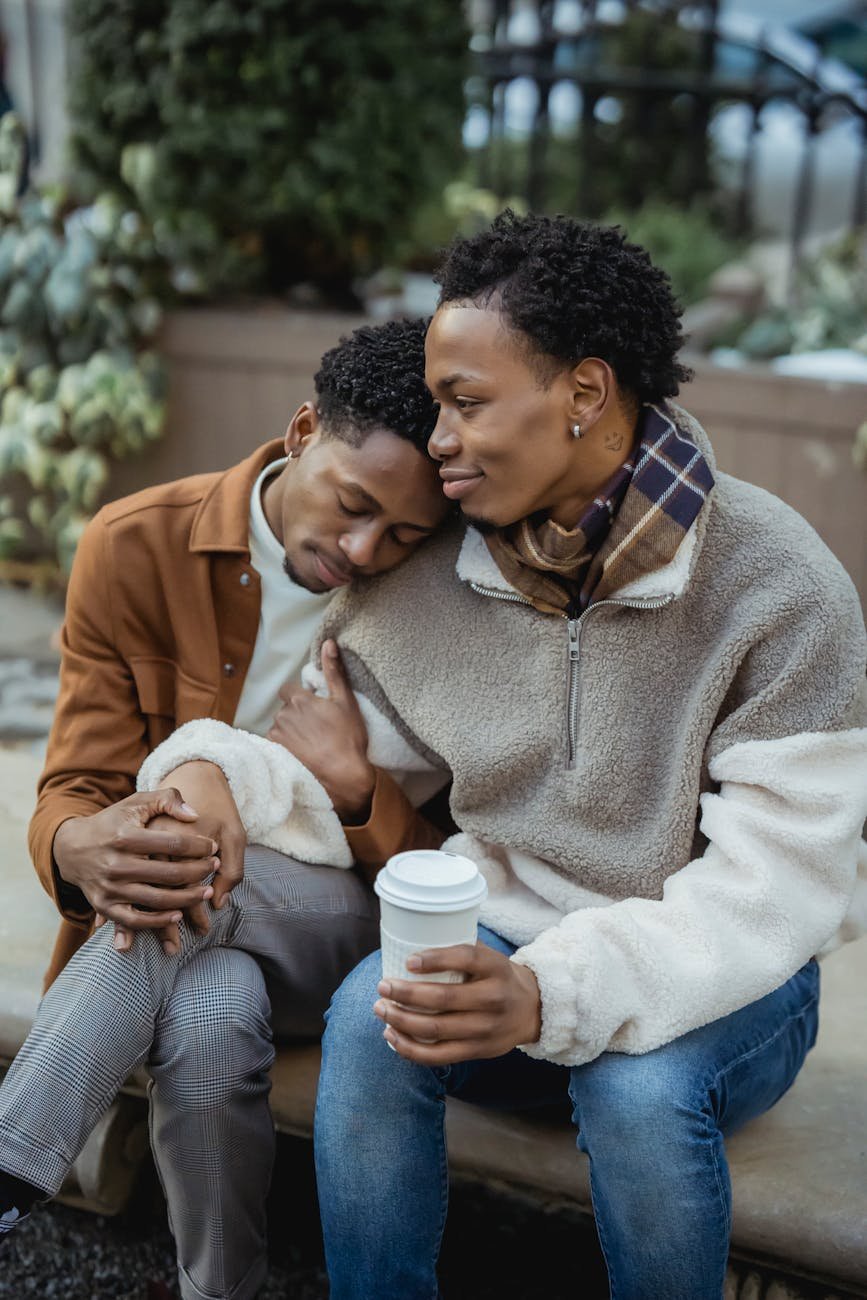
[66,0,470,303]
[729,230,867,361]
[599,201,744,307]
[0,115,166,575]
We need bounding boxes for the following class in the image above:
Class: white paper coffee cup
[374,849,488,985]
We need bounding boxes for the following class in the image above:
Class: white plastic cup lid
[374,849,487,913]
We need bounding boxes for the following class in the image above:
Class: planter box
[682,355,867,610]
[107,304,369,502]
[108,308,867,610]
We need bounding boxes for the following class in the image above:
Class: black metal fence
[465,0,867,265]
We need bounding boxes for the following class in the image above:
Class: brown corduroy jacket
[30,439,443,990]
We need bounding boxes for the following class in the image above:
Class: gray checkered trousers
[0,846,380,1300]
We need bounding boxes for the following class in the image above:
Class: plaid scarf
[485,406,714,616]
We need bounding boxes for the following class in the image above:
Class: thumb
[321,638,351,700]
[135,786,200,823]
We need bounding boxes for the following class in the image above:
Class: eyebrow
[341,480,437,534]
[437,372,480,389]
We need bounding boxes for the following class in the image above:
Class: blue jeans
[314,926,820,1300]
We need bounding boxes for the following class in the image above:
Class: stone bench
[1,749,865,1298]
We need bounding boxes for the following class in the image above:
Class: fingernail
[212,857,221,870]
[113,933,126,951]
[373,999,387,1018]
[384,1026,397,1045]
[405,955,422,971]
[202,886,214,899]
[180,802,198,816]
[377,980,392,997]
[325,640,337,656]
[163,942,178,957]
[210,840,219,854]
[172,913,183,923]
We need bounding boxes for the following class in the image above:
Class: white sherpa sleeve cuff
[136,719,353,869]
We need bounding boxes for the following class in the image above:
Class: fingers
[112,923,133,952]
[155,919,181,956]
[374,998,489,1045]
[93,872,214,924]
[183,898,212,938]
[210,832,245,910]
[111,826,219,860]
[104,903,186,930]
[277,677,303,705]
[401,943,484,980]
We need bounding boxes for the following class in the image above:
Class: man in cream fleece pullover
[311,213,867,1299]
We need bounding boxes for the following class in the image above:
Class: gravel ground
[0,1135,612,1300]
[2,1137,853,1299]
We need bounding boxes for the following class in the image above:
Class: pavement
[0,580,64,761]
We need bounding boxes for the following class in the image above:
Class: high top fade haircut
[314,316,437,452]
[433,209,693,405]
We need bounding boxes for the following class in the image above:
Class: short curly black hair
[433,210,692,404]
[314,316,437,451]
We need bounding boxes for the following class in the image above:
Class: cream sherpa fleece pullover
[141,403,867,1069]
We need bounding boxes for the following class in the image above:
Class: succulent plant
[0,112,167,577]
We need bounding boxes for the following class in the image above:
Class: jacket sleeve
[28,510,148,924]
[342,769,449,884]
[139,715,449,883]
[513,590,867,1068]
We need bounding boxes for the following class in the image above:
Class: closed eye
[337,497,366,517]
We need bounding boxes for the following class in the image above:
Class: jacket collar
[189,439,286,554]
[455,401,716,606]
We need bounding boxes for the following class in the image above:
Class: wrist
[52,816,82,881]
[332,762,377,823]
[512,961,543,1045]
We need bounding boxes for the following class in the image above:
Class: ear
[567,358,614,434]
[284,401,321,457]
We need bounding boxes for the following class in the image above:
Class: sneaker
[0,1204,28,1245]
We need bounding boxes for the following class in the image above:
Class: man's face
[425,303,581,531]
[272,425,448,594]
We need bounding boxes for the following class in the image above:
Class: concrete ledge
[1,750,865,1294]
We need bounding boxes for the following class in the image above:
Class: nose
[428,408,461,462]
[337,521,380,570]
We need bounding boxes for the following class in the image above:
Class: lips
[313,551,353,588]
[439,468,484,501]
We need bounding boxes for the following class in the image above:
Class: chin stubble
[283,553,318,592]
[463,514,499,536]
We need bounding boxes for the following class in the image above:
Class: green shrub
[731,230,867,360]
[66,0,470,303]
[0,114,166,575]
[600,200,744,307]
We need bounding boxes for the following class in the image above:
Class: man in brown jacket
[16,317,447,1299]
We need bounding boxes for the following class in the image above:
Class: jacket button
[223,662,236,678]
[239,571,251,587]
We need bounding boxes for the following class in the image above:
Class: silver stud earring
[571,423,583,439]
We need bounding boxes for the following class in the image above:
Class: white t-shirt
[232,459,333,737]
